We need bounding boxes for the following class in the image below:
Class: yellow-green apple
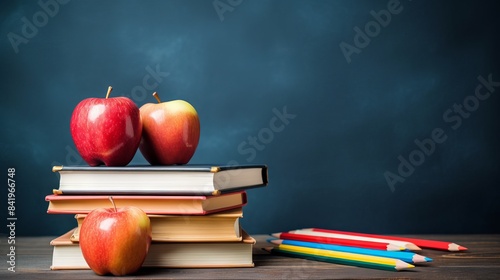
[70,86,142,166]
[139,92,200,165]
[79,197,152,276]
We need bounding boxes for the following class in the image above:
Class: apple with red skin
[79,197,152,276]
[70,86,142,166]
[139,92,200,165]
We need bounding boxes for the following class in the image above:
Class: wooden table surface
[1,234,500,279]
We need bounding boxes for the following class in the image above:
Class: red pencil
[271,232,407,251]
[304,228,468,251]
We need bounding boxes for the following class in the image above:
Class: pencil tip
[412,254,427,263]
[395,260,415,270]
[271,233,281,238]
[449,243,468,251]
[413,254,433,263]
[387,244,407,251]
[268,239,282,245]
[406,243,422,251]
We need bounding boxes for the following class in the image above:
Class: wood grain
[1,234,499,279]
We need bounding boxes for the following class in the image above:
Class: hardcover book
[71,208,244,242]
[45,191,247,215]
[52,164,268,195]
[50,228,256,269]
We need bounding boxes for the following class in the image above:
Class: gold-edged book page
[72,208,243,242]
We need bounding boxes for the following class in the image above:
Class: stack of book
[46,164,268,270]
[267,228,468,272]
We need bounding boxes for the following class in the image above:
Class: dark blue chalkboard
[1,0,499,236]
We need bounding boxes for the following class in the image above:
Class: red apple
[139,92,200,165]
[70,86,142,166]
[79,197,152,276]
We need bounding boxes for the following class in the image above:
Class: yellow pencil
[266,247,414,271]
[276,244,415,271]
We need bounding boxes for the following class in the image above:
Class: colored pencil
[276,243,412,267]
[272,232,407,251]
[303,228,467,251]
[289,229,421,251]
[264,248,411,271]
[269,239,432,264]
[264,245,415,271]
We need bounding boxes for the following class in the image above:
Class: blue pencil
[269,239,432,264]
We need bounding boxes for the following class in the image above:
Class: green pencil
[264,246,415,271]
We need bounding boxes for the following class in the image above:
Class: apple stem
[109,196,117,212]
[152,92,161,103]
[106,86,113,99]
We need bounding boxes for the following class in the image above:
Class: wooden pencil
[303,228,467,251]
[269,239,432,264]
[272,232,406,251]
[264,245,415,271]
[289,229,421,251]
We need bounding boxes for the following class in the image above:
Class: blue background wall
[1,0,499,236]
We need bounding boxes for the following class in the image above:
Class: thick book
[45,191,247,215]
[50,228,255,269]
[71,208,244,242]
[52,164,268,195]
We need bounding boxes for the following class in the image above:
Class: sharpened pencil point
[271,233,281,238]
[413,254,432,263]
[395,260,415,271]
[448,243,468,251]
[405,243,422,251]
[387,244,407,251]
[266,238,282,244]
